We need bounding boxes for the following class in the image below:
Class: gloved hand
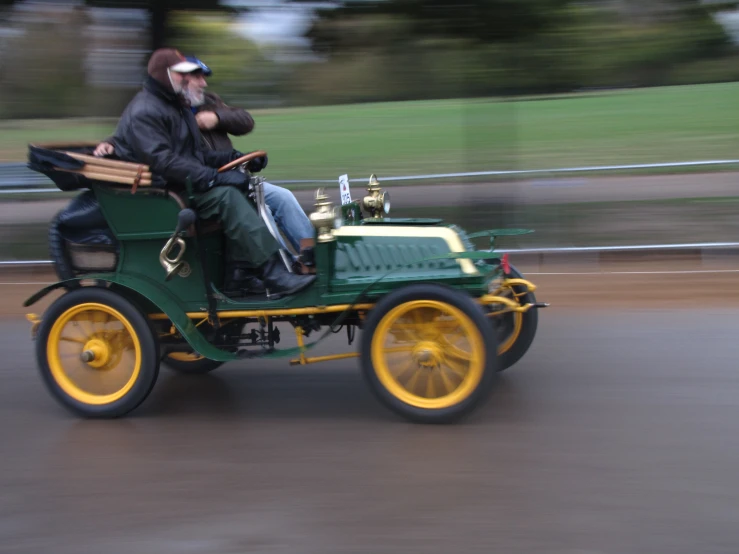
[212,170,249,192]
[230,149,244,162]
[247,153,268,173]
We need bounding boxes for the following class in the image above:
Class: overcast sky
[224,0,337,46]
[234,5,314,46]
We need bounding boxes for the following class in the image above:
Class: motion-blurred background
[0,0,738,258]
[4,5,739,553]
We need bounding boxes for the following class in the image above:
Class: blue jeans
[263,182,314,254]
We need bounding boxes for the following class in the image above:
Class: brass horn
[160,208,197,281]
[159,235,188,281]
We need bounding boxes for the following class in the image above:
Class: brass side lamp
[309,187,342,243]
[361,174,390,218]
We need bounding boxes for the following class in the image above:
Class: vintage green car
[24,144,547,423]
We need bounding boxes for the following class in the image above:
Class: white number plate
[339,174,352,205]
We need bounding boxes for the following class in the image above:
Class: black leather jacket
[110,76,233,192]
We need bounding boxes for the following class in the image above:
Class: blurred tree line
[0,0,737,118]
[288,0,739,104]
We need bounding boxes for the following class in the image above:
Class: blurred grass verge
[0,82,737,182]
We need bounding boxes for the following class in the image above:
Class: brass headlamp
[309,187,342,243]
[361,174,390,218]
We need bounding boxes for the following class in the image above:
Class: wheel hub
[412,341,441,368]
[81,338,111,369]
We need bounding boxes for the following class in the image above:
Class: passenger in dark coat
[95,48,314,298]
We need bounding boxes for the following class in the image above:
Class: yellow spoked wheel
[163,351,224,375]
[169,352,205,362]
[361,284,497,423]
[159,320,229,375]
[35,288,159,418]
[488,263,539,372]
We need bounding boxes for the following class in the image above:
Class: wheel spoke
[108,330,134,354]
[388,320,414,343]
[410,307,441,339]
[119,349,137,373]
[394,359,419,384]
[443,324,467,345]
[74,318,94,339]
[438,367,457,395]
[425,371,436,399]
[443,356,469,380]
[382,345,415,355]
[67,322,88,342]
[59,336,86,344]
[92,310,108,333]
[85,312,103,335]
[400,315,424,342]
[404,368,423,395]
[443,343,473,363]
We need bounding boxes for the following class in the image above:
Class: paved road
[3,171,738,225]
[3,307,739,553]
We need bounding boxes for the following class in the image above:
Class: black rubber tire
[493,263,539,372]
[162,354,224,375]
[35,287,160,418]
[360,283,498,424]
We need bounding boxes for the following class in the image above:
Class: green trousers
[192,185,280,268]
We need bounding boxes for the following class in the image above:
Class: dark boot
[223,264,266,296]
[258,253,316,299]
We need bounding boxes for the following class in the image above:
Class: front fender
[467,228,534,241]
[467,228,534,252]
[24,273,239,362]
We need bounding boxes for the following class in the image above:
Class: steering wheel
[217,150,268,173]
